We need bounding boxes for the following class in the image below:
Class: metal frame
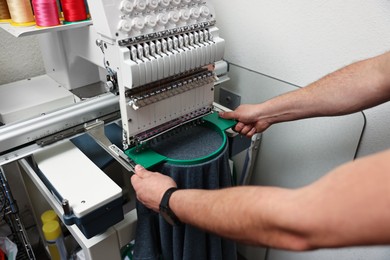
[0,166,35,260]
[0,94,120,165]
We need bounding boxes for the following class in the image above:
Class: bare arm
[132,149,390,250]
[220,51,390,136]
[130,51,390,250]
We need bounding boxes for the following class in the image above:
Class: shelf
[0,20,92,37]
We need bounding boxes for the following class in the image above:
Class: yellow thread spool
[42,220,68,260]
[6,0,35,26]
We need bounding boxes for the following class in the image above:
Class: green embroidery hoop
[124,112,236,169]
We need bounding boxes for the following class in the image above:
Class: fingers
[134,164,150,178]
[234,122,245,132]
[233,122,257,137]
[219,111,237,120]
[135,164,144,171]
[131,165,147,186]
[130,165,178,212]
[134,164,145,175]
[247,127,257,138]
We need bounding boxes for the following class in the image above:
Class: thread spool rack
[0,20,91,37]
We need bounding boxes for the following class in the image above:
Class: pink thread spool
[32,0,60,27]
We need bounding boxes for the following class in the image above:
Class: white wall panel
[213,0,390,86]
[0,30,45,85]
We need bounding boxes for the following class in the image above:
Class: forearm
[169,149,390,250]
[260,51,390,125]
[170,186,310,250]
[297,149,390,248]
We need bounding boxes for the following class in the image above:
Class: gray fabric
[150,123,223,160]
[133,143,237,260]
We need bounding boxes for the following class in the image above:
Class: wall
[213,0,390,86]
[212,0,390,158]
[0,29,45,85]
[212,0,390,259]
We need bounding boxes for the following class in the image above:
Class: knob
[119,20,132,32]
[132,17,145,30]
[160,0,170,8]
[157,13,169,25]
[145,15,157,27]
[120,0,134,14]
[200,6,210,17]
[180,9,190,21]
[171,0,181,6]
[134,0,147,11]
[168,10,180,23]
[149,0,159,9]
[190,7,200,19]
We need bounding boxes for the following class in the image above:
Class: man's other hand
[131,165,177,212]
[219,104,270,137]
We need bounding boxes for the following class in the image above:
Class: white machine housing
[88,0,217,42]
[86,0,226,148]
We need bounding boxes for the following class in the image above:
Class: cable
[239,133,262,185]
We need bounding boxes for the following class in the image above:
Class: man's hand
[219,104,270,137]
[131,165,177,212]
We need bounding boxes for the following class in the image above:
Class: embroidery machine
[0,0,252,258]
